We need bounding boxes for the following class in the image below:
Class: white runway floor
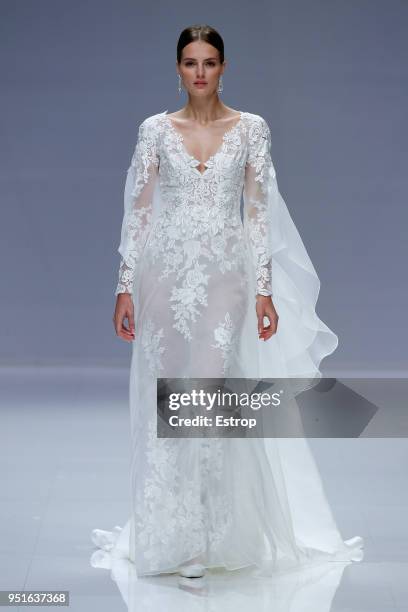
[1,366,407,611]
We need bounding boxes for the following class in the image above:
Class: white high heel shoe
[178,563,206,578]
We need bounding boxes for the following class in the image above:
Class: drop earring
[217,75,223,93]
[178,74,182,94]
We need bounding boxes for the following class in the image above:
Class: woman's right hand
[113,293,135,342]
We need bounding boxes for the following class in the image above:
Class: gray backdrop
[1,0,407,372]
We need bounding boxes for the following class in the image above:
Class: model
[91,23,364,580]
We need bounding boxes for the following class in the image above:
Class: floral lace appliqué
[211,311,238,375]
[134,418,207,568]
[140,318,166,376]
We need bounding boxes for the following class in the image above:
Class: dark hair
[176,24,224,64]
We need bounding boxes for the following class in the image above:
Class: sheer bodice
[115,110,274,300]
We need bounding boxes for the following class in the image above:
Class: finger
[263,325,278,340]
[127,309,135,336]
[114,319,127,335]
[258,314,268,335]
[113,315,132,338]
[118,325,134,341]
[118,332,134,343]
[259,320,279,340]
[121,321,133,336]
[116,329,131,340]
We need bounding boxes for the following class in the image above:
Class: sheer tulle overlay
[91,110,364,577]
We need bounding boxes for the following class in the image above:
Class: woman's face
[177,41,225,97]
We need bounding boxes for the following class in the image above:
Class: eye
[184,60,217,67]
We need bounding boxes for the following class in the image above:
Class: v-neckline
[164,110,244,176]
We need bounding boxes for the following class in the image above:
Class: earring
[178,74,182,94]
[217,75,223,93]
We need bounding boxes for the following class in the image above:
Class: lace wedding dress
[90,109,364,577]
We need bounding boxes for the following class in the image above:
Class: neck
[182,97,230,123]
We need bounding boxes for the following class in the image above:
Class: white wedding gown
[91,109,364,577]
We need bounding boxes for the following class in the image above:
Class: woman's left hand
[256,295,279,341]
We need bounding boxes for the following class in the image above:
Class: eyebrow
[182,57,218,61]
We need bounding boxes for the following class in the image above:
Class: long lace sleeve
[243,115,276,298]
[115,118,159,295]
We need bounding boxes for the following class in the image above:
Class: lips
[195,82,207,84]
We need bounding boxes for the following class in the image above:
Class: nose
[196,64,205,77]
